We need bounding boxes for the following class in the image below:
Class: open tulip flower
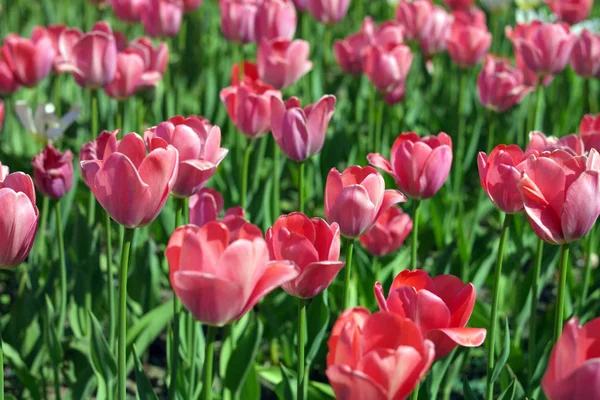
[80,130,179,228]
[375,269,487,360]
[359,206,413,257]
[446,20,491,68]
[166,221,299,326]
[104,50,161,99]
[368,132,453,200]
[333,17,375,75]
[580,114,600,152]
[32,145,74,200]
[570,30,600,79]
[257,39,312,90]
[526,131,585,156]
[545,0,592,25]
[542,317,600,400]
[477,55,533,113]
[189,187,245,228]
[326,308,435,399]
[1,32,55,87]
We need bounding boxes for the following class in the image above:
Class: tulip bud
[32,145,75,200]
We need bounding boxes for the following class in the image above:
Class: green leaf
[132,345,159,400]
[1,341,41,399]
[44,295,63,366]
[305,292,330,364]
[491,318,511,384]
[275,364,297,400]
[429,349,457,399]
[88,310,117,381]
[497,378,517,400]
[462,376,478,400]
[224,317,264,395]
[239,364,261,400]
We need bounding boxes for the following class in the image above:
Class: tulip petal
[282,261,345,298]
[390,269,435,292]
[326,365,388,400]
[427,327,487,360]
[419,145,452,199]
[0,189,38,267]
[367,153,395,177]
[561,171,600,243]
[545,359,600,400]
[415,290,451,332]
[328,184,376,238]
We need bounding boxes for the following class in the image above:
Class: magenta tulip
[189,187,245,228]
[545,0,592,25]
[141,0,184,37]
[395,0,433,43]
[254,0,297,42]
[443,0,475,10]
[183,0,202,11]
[359,206,413,257]
[0,58,19,95]
[257,39,312,90]
[570,30,600,79]
[333,17,375,75]
[1,33,55,87]
[111,0,146,21]
[32,145,74,200]
[477,55,532,112]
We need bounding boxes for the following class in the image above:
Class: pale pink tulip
[526,131,585,156]
[257,39,312,89]
[219,0,260,44]
[307,0,350,24]
[254,0,297,42]
[104,51,161,99]
[418,6,453,58]
[141,0,184,37]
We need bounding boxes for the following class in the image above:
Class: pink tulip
[141,0,184,37]
[526,131,585,156]
[31,25,67,71]
[359,206,413,257]
[518,148,600,244]
[111,0,146,21]
[443,0,475,10]
[514,22,576,77]
[418,6,452,58]
[325,166,406,238]
[129,37,169,75]
[80,130,179,228]
[368,132,453,200]
[579,114,600,152]
[254,0,297,42]
[506,22,549,87]
[307,0,350,24]
[477,55,533,112]
[292,0,308,11]
[145,116,228,197]
[570,30,600,79]
[452,7,486,28]
[395,0,433,42]
[446,23,491,68]
[219,0,260,44]
[166,221,299,326]
[32,145,74,200]
[326,308,435,399]
[1,33,55,87]
[183,0,202,11]
[545,0,592,25]
[257,39,312,89]
[0,167,39,269]
[104,51,161,99]
[189,187,245,228]
[542,317,600,400]
[478,144,530,214]
[270,95,336,161]
[0,58,20,95]
[333,17,375,75]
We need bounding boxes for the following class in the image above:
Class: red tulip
[0,167,39,269]
[307,0,350,24]
[359,206,413,257]
[477,55,533,112]
[80,130,179,228]
[526,131,585,156]
[230,61,259,86]
[368,132,453,200]
[104,51,161,99]
[166,221,299,326]
[418,6,452,58]
[270,95,336,162]
[257,39,312,89]
[189,187,245,229]
[579,114,600,152]
[32,145,74,200]
[326,308,435,399]
[478,144,530,214]
[219,0,259,44]
[446,22,491,68]
[145,116,228,197]
[141,0,184,38]
[254,0,297,42]
[183,0,202,11]
[325,166,406,238]
[375,270,487,360]
[0,58,20,95]
[1,33,55,87]
[545,0,592,25]
[129,37,169,75]
[518,148,600,244]
[395,0,433,42]
[442,0,475,10]
[542,317,600,400]
[570,30,600,79]
[111,0,146,22]
[333,17,375,75]
[267,212,344,298]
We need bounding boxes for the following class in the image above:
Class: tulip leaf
[239,364,261,400]
[305,291,330,365]
[275,364,297,400]
[224,317,264,395]
[132,345,159,400]
[497,378,517,400]
[44,295,63,367]
[491,318,511,384]
[462,376,477,400]
[88,310,117,381]
[429,349,457,399]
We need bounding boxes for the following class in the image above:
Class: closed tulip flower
[579,114,600,152]
[542,317,600,400]
[270,95,336,162]
[506,22,553,87]
[359,206,413,257]
[570,30,600,79]
[254,0,297,42]
[32,145,74,200]
[326,308,435,399]
[31,25,68,72]
[518,148,600,244]
[307,0,350,24]
[446,23,491,68]
[267,212,344,298]
[477,55,533,112]
[111,0,146,21]
[545,0,592,25]
[452,7,486,27]
[368,132,453,200]
[0,167,39,269]
[443,0,475,10]
[104,51,161,99]
[325,166,406,238]
[1,33,55,87]
[526,131,584,156]
[145,116,228,197]
[141,0,184,37]
[166,221,299,326]
[219,0,259,44]
[395,0,433,42]
[375,270,487,360]
[257,39,312,89]
[189,187,245,228]
[333,17,375,75]
[478,144,530,214]
[0,58,20,95]
[418,6,452,58]
[80,130,179,228]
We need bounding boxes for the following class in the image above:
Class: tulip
[375,270,487,360]
[526,131,584,156]
[111,0,146,21]
[129,37,169,75]
[333,17,375,75]
[395,0,433,42]
[452,7,486,27]
[506,22,553,87]
[579,114,600,152]
[189,187,245,228]
[359,206,413,257]
[0,168,39,269]
[104,51,162,99]
[307,0,350,24]
[292,0,308,10]
[32,145,75,200]
[446,23,491,68]
[80,130,179,228]
[183,0,202,11]
[14,101,81,143]
[570,30,600,79]
[254,0,297,42]
[325,166,406,238]
[270,95,336,162]
[326,308,435,399]
[1,33,55,87]
[418,6,452,59]
[31,25,68,71]
[443,0,475,10]
[545,0,592,25]
[0,58,20,95]
[542,317,600,400]
[477,55,533,112]
[257,39,312,90]
[141,0,184,37]
[368,132,453,200]
[145,116,228,197]
[219,0,260,44]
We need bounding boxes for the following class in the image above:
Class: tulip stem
[297,298,307,400]
[169,199,185,400]
[104,210,115,350]
[188,316,199,397]
[1,326,4,400]
[411,200,421,270]
[581,227,596,311]
[533,84,544,131]
[486,111,496,152]
[342,238,355,310]
[241,140,254,210]
[298,162,305,213]
[528,238,543,388]
[35,196,50,263]
[374,99,384,153]
[273,142,281,221]
[453,69,468,199]
[367,84,376,156]
[118,228,135,400]
[55,201,67,341]
[554,244,570,342]
[203,326,217,400]
[411,384,420,400]
[87,90,99,228]
[485,213,511,400]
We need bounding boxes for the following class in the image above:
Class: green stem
[203,326,217,400]
[297,299,307,400]
[1,326,4,400]
[367,84,376,156]
[241,140,254,210]
[554,244,570,342]
[533,84,544,132]
[528,239,543,389]
[342,238,355,310]
[486,111,496,153]
[188,316,198,397]
[105,210,115,350]
[581,227,596,310]
[53,363,61,400]
[411,384,419,400]
[485,213,511,400]
[273,142,281,221]
[374,98,384,153]
[454,70,468,198]
[87,90,99,227]
[169,199,185,400]
[411,200,421,270]
[587,79,599,114]
[116,100,125,132]
[55,202,67,340]
[118,228,135,400]
[298,162,305,213]
[36,196,50,262]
